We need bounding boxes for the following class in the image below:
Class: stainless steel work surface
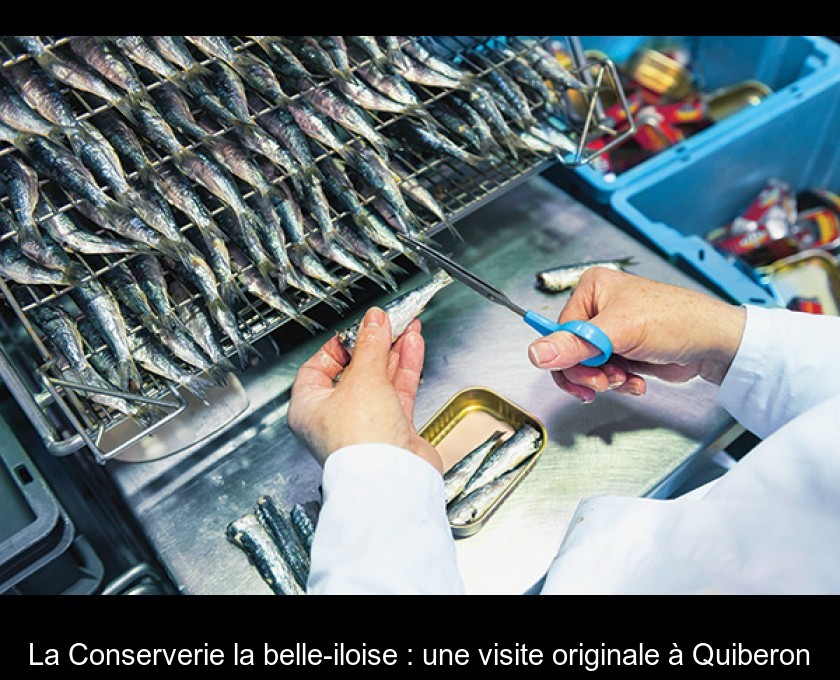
[106,176,740,595]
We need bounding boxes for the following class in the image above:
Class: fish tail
[180,372,215,405]
[208,297,261,369]
[116,358,144,394]
[221,277,250,311]
[294,313,325,336]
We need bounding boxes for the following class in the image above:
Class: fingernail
[628,385,644,396]
[364,307,385,328]
[529,341,558,367]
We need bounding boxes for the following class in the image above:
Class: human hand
[287,307,443,474]
[527,268,747,403]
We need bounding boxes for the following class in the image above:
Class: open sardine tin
[418,387,547,538]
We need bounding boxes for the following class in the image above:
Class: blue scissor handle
[523,311,613,367]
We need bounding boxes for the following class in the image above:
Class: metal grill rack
[0,36,635,463]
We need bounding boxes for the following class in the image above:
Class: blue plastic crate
[552,36,840,206]
[607,65,840,306]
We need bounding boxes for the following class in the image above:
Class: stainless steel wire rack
[0,35,635,463]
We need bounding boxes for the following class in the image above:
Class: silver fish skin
[235,122,305,190]
[287,98,350,161]
[447,463,525,527]
[38,203,144,255]
[148,36,241,125]
[18,133,110,208]
[128,254,179,326]
[338,269,452,353]
[392,160,446,223]
[494,45,560,110]
[35,50,126,109]
[235,51,294,106]
[463,84,520,158]
[70,37,148,98]
[377,36,411,70]
[347,36,389,67]
[400,38,471,81]
[169,249,259,370]
[443,431,507,506]
[151,82,208,142]
[535,257,637,293]
[32,304,157,423]
[318,36,351,74]
[345,146,419,229]
[76,119,132,196]
[334,221,403,291]
[0,152,46,262]
[445,95,506,157]
[4,60,78,131]
[308,227,395,293]
[184,36,239,69]
[300,82,392,157]
[169,279,236,374]
[527,118,577,157]
[514,38,589,92]
[473,52,536,128]
[254,494,311,591]
[213,201,279,285]
[0,237,79,286]
[247,36,312,82]
[112,36,182,83]
[103,263,161,331]
[514,129,556,155]
[389,118,483,168]
[70,277,143,394]
[251,192,348,313]
[256,107,317,179]
[392,54,467,90]
[356,62,422,108]
[208,61,252,123]
[226,513,305,595]
[337,76,411,115]
[283,36,345,80]
[290,504,316,555]
[459,424,542,499]
[0,79,59,139]
[127,327,217,405]
[229,243,324,336]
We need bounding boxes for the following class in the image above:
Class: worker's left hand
[288,307,443,474]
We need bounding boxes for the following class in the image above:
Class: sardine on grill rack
[0,35,635,462]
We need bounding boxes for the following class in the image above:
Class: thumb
[343,307,392,377]
[528,322,607,370]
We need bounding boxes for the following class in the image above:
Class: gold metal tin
[626,48,693,100]
[706,80,772,122]
[418,386,547,537]
[758,249,840,315]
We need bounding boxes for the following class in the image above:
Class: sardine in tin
[418,387,547,538]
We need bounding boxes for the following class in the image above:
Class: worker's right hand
[527,268,747,403]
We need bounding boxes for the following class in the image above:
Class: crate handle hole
[14,464,33,485]
[697,249,705,261]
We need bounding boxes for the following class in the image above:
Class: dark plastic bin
[607,65,840,305]
[1,417,75,593]
[552,36,840,206]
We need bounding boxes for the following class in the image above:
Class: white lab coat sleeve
[717,304,840,438]
[306,443,465,595]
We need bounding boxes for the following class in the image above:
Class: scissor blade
[397,234,527,317]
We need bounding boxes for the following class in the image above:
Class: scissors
[397,234,613,367]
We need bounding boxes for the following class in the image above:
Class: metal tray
[0,36,634,463]
[418,386,547,538]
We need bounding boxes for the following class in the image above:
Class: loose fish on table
[535,257,637,293]
[226,513,305,596]
[254,494,311,592]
